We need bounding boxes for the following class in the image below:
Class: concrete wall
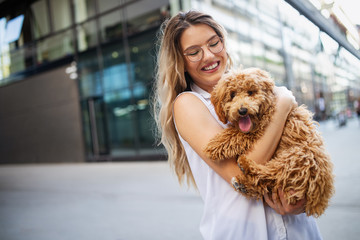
[0,65,85,163]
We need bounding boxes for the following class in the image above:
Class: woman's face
[180,24,228,93]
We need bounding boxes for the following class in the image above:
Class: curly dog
[204,67,334,217]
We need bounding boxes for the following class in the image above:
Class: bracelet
[237,162,245,173]
[231,176,247,193]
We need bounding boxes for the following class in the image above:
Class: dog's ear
[211,77,229,124]
[251,68,276,114]
[254,69,275,92]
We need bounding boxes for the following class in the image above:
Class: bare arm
[174,93,240,183]
[173,86,296,183]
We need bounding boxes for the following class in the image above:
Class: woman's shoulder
[173,91,224,147]
[174,91,210,114]
[175,91,210,108]
[175,91,203,101]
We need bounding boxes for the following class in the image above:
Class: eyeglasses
[183,36,224,62]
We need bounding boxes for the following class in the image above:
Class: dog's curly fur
[204,67,334,217]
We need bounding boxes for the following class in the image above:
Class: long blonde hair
[152,10,231,187]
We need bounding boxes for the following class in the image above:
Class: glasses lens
[209,37,223,54]
[184,47,203,62]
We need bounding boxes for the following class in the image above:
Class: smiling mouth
[202,61,219,71]
[238,115,252,133]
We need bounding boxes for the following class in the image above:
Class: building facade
[0,0,170,163]
[0,0,359,163]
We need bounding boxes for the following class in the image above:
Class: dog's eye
[230,91,236,99]
[248,91,254,96]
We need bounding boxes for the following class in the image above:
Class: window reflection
[126,2,169,35]
[128,30,155,85]
[128,29,158,149]
[102,40,128,92]
[36,29,74,64]
[73,0,96,23]
[9,47,26,74]
[77,20,97,52]
[105,90,136,156]
[30,0,50,39]
[99,0,122,14]
[50,0,71,31]
[78,50,102,97]
[4,15,24,44]
[99,10,123,42]
[81,100,93,157]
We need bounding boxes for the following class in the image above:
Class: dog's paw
[204,143,226,161]
[237,155,252,175]
[204,135,238,161]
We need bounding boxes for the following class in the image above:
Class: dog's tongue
[239,116,252,133]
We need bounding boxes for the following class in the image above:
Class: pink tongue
[239,116,252,132]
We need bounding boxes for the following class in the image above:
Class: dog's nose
[238,108,248,116]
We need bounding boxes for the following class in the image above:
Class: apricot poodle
[204,67,334,217]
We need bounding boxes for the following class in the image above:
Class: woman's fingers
[264,192,283,215]
[273,191,285,215]
[278,189,306,215]
[264,189,306,215]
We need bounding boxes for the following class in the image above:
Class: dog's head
[211,68,275,133]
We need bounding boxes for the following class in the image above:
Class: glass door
[87,96,110,157]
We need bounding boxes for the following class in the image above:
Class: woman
[153,10,322,239]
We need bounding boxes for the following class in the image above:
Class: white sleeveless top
[175,83,323,240]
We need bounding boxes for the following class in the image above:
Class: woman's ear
[211,78,228,124]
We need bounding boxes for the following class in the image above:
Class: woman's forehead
[180,24,217,50]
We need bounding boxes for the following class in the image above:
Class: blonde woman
[153,10,322,239]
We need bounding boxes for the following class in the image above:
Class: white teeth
[204,62,218,71]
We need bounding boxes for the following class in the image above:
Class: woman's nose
[202,47,215,60]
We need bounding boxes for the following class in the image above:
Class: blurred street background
[1,0,360,239]
[0,118,359,240]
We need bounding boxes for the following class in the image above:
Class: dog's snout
[238,108,248,116]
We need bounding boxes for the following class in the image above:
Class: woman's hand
[274,86,297,115]
[264,189,306,215]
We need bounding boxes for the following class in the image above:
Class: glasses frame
[183,36,224,62]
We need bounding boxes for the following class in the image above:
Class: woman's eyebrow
[184,34,218,51]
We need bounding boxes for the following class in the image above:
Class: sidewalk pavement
[0,118,359,240]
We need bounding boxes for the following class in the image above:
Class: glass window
[77,20,98,52]
[80,100,93,157]
[133,89,154,149]
[99,0,122,13]
[30,0,50,39]
[105,90,137,156]
[90,97,110,155]
[73,0,96,23]
[81,98,110,157]
[4,15,24,44]
[101,40,128,92]
[125,0,169,35]
[36,29,74,64]
[78,49,102,97]
[128,29,158,149]
[128,30,156,86]
[99,10,123,42]
[8,47,26,74]
[1,46,12,79]
[50,0,71,31]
